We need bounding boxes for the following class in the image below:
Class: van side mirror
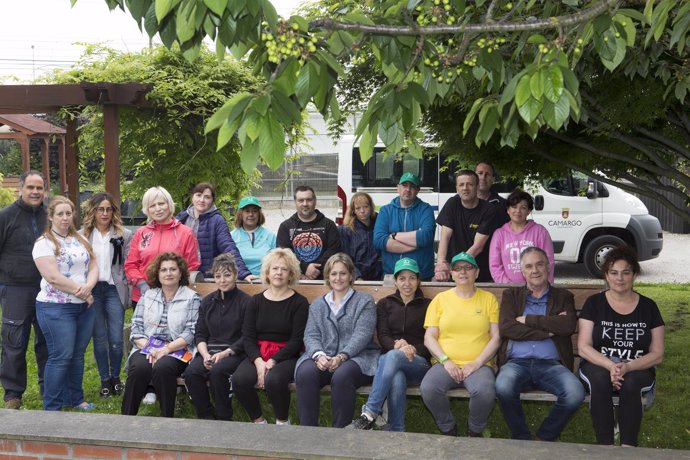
[586,180,599,199]
[534,195,544,210]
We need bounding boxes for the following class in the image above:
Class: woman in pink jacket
[125,186,200,305]
[489,190,554,284]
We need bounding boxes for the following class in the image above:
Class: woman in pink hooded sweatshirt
[489,190,554,284]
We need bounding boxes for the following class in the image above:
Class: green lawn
[4,284,689,450]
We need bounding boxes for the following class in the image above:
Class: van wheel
[583,235,626,278]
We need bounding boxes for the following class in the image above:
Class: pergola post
[41,137,50,193]
[19,136,30,171]
[65,119,79,215]
[58,137,67,194]
[103,104,120,205]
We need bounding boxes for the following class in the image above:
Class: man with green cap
[373,173,436,280]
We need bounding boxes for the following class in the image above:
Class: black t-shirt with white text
[436,195,501,282]
[579,292,664,362]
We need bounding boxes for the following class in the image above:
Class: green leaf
[175,0,197,43]
[543,65,564,103]
[542,92,570,130]
[217,118,237,150]
[290,15,308,31]
[155,0,179,22]
[203,0,227,16]
[240,139,261,174]
[517,96,543,124]
[643,0,654,24]
[244,112,260,142]
[262,0,278,32]
[259,113,286,170]
[515,74,532,107]
[476,104,498,146]
[316,50,344,76]
[272,59,300,96]
[406,0,422,10]
[563,89,580,120]
[249,94,269,116]
[530,70,545,101]
[205,92,251,133]
[498,69,528,111]
[125,0,151,24]
[358,123,378,165]
[270,91,302,126]
[463,98,484,136]
[144,2,159,37]
[406,82,430,106]
[527,34,547,44]
[343,12,375,26]
[295,61,317,107]
[614,13,637,47]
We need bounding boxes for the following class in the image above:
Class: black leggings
[232,357,296,421]
[121,352,187,417]
[579,360,655,446]
[183,354,244,420]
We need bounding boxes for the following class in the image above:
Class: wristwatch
[391,232,398,240]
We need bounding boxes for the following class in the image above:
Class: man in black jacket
[277,185,341,280]
[495,247,585,441]
[0,171,48,409]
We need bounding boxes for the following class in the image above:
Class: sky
[0,0,310,83]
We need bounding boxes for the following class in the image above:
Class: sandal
[74,402,95,410]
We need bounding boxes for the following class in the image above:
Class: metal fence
[250,153,339,201]
[636,182,690,234]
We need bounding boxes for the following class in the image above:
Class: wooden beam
[65,119,79,215]
[41,137,50,193]
[19,136,30,171]
[58,136,67,194]
[103,104,120,205]
[0,84,151,114]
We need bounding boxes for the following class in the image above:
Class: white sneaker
[276,419,291,425]
[142,392,157,405]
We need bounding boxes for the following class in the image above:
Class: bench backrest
[189,280,604,370]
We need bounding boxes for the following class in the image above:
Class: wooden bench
[176,280,654,416]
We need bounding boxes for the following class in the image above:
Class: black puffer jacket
[0,199,46,286]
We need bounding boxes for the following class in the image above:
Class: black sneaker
[349,413,375,430]
[112,377,124,396]
[99,380,112,399]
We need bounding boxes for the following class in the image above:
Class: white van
[335,138,664,277]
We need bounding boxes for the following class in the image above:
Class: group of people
[0,169,665,448]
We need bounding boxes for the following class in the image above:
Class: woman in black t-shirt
[577,246,665,447]
[231,248,308,425]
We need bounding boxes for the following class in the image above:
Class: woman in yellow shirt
[420,252,500,437]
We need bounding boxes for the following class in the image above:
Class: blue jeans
[91,282,124,381]
[36,301,96,410]
[496,358,585,440]
[363,350,430,431]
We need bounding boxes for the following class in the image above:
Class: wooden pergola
[0,83,151,206]
[0,114,66,194]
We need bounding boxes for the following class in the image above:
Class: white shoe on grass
[142,392,157,405]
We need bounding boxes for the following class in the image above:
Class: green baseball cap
[394,257,420,275]
[398,172,420,186]
[451,252,478,268]
[238,196,261,209]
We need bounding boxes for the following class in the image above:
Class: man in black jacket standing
[0,170,48,409]
[277,185,341,280]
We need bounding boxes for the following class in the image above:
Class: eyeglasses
[96,207,113,214]
[452,265,476,272]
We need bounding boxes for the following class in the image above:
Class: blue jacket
[177,206,250,278]
[373,197,436,280]
[338,217,382,280]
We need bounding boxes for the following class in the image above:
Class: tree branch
[636,126,690,162]
[309,0,619,36]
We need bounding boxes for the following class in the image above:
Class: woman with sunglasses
[420,252,500,437]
